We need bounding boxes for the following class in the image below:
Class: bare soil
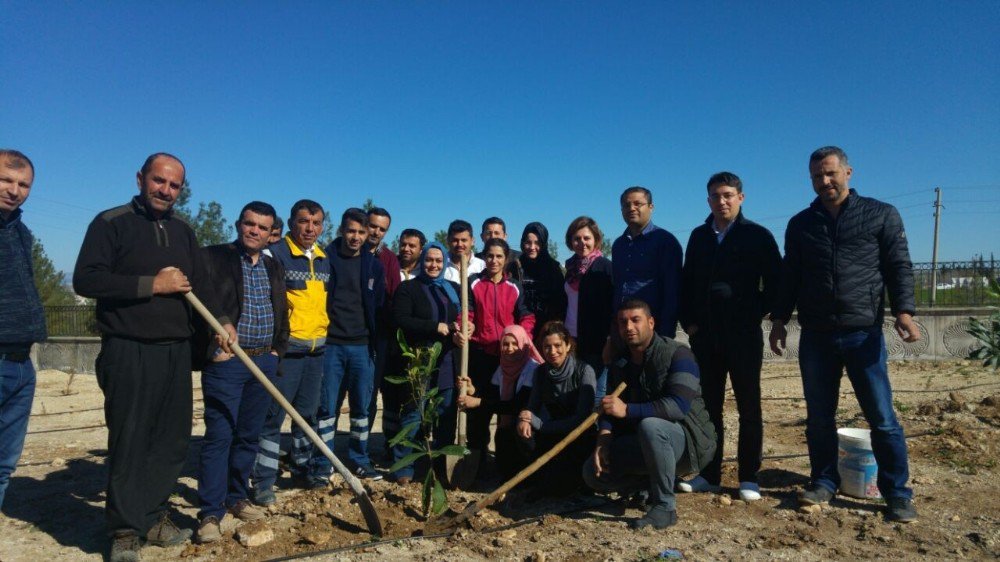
[2,360,999,561]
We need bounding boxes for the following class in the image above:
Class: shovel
[445,253,480,490]
[185,291,383,536]
[428,381,627,533]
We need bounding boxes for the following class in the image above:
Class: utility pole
[930,187,942,308]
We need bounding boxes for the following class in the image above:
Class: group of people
[0,145,921,562]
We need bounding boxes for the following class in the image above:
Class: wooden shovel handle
[472,381,627,513]
[457,254,470,445]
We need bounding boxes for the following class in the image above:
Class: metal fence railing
[41,261,997,336]
[45,305,100,337]
[913,261,999,308]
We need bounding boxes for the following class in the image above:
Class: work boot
[229,499,265,522]
[109,530,141,562]
[798,485,835,506]
[629,504,678,530]
[145,513,192,547]
[886,497,918,523]
[253,486,276,507]
[196,516,222,544]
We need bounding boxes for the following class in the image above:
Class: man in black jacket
[74,153,236,561]
[770,146,920,523]
[194,201,289,543]
[678,172,780,501]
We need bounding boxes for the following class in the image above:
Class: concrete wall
[31,309,993,374]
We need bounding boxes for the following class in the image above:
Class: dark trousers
[494,425,528,480]
[466,347,499,451]
[96,337,191,535]
[519,427,595,495]
[690,327,763,485]
[197,353,278,520]
[252,349,324,490]
[582,418,688,509]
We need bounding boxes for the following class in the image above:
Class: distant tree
[600,238,612,257]
[318,212,336,248]
[390,237,400,254]
[362,198,376,212]
[433,229,448,246]
[174,180,233,246]
[31,238,76,306]
[547,239,559,261]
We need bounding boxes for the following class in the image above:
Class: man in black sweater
[74,153,235,562]
[677,172,781,501]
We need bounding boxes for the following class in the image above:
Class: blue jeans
[198,353,278,519]
[391,386,454,479]
[799,327,912,500]
[314,344,375,471]
[0,357,35,510]
[252,348,324,492]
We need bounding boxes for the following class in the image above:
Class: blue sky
[3,1,999,273]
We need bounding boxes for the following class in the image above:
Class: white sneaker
[677,475,721,493]
[739,482,762,501]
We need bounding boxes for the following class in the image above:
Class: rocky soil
[2,360,998,561]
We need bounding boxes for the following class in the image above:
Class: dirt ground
[2,360,999,561]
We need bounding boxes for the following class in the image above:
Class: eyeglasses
[709,192,740,202]
[621,201,649,210]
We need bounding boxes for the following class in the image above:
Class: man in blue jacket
[770,146,920,523]
[314,208,386,481]
[0,149,46,511]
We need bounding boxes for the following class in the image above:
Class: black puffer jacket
[774,190,916,329]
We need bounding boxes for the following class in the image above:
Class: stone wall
[31,309,992,374]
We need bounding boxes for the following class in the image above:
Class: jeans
[0,357,35,510]
[252,348,324,492]
[582,418,688,510]
[314,344,375,471]
[390,386,454,479]
[197,353,278,520]
[799,327,912,500]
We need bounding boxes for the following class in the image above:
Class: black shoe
[799,485,835,506]
[109,531,141,562]
[629,504,678,530]
[886,497,918,523]
[622,490,649,509]
[353,464,383,481]
[145,513,192,547]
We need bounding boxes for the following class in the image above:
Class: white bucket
[837,428,881,499]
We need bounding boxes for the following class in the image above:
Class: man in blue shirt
[612,186,684,338]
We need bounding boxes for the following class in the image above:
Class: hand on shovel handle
[184,291,384,536]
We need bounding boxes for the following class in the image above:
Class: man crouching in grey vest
[583,299,716,530]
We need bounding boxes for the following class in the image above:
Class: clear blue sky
[3,1,999,274]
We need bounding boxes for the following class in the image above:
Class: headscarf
[519,222,556,269]
[498,324,543,401]
[565,248,603,291]
[417,241,459,307]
